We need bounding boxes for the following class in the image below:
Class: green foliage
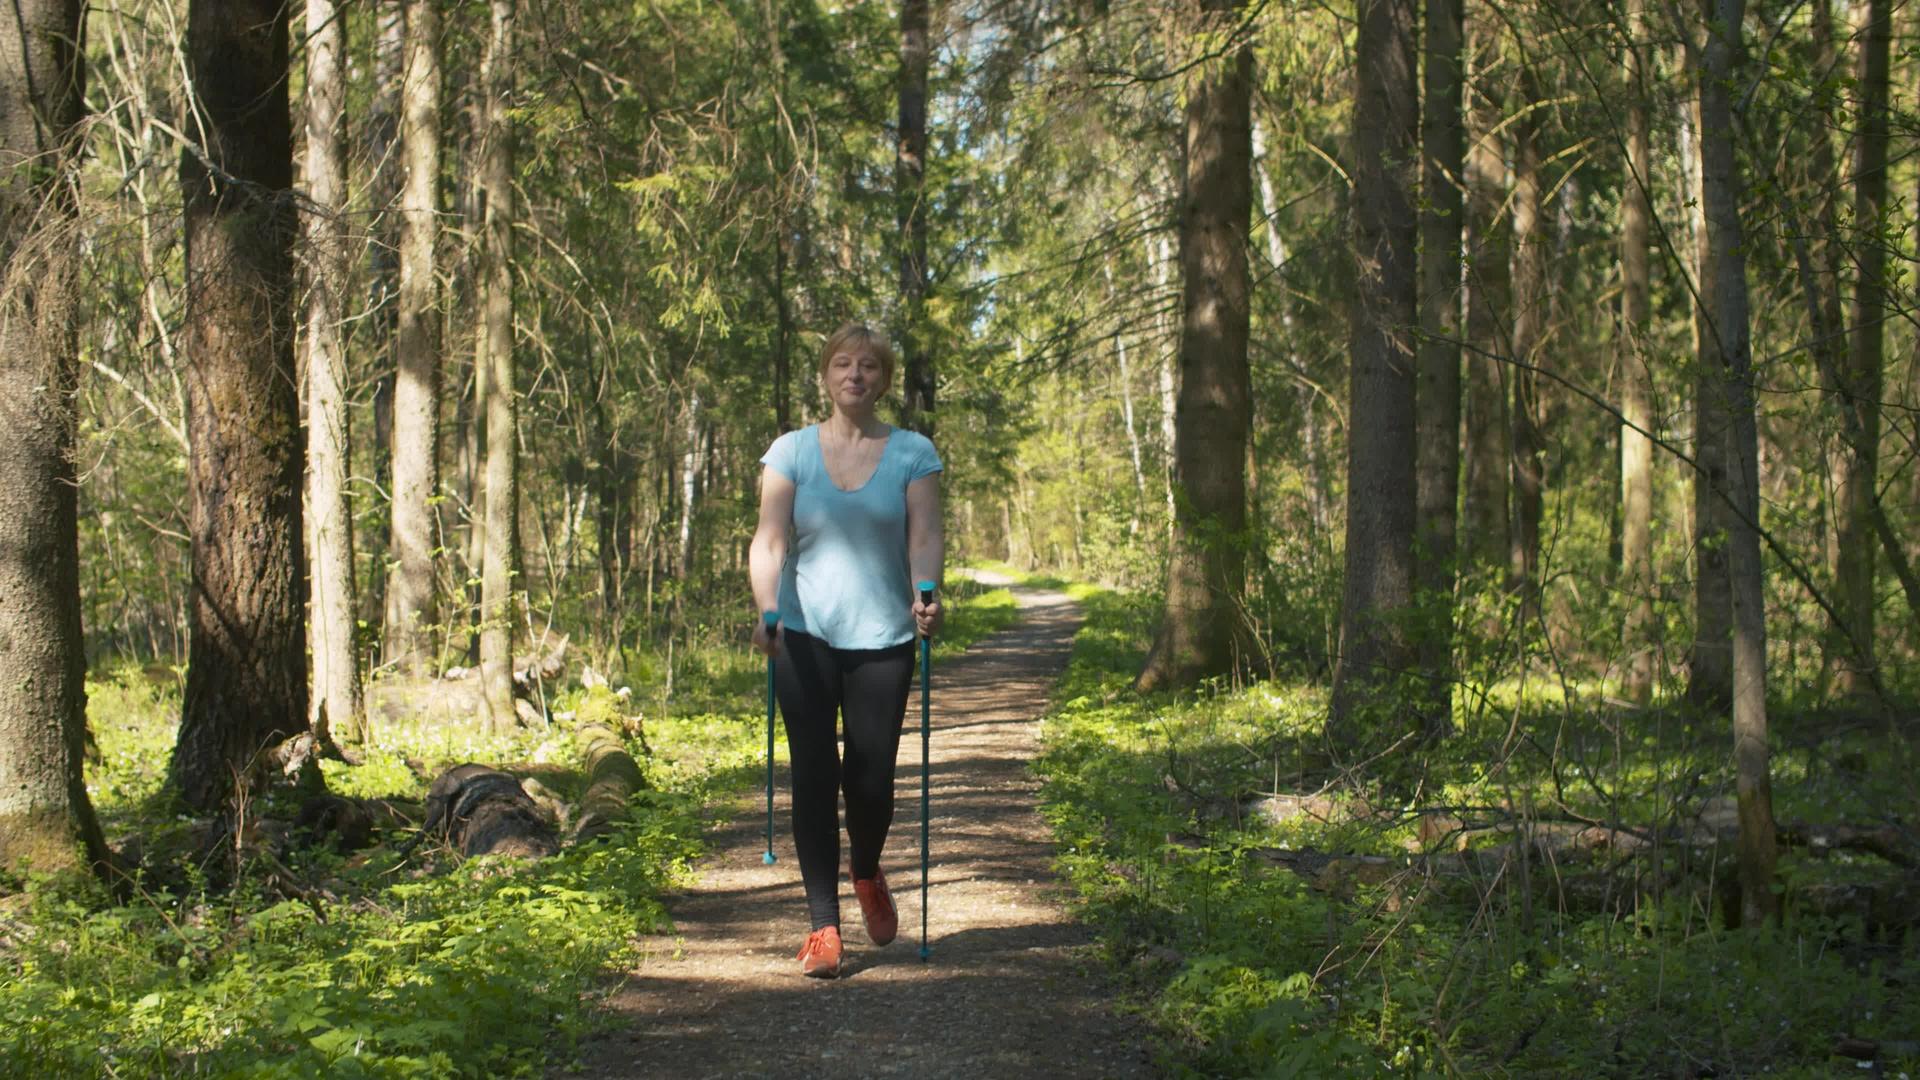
[1,661,777,1078]
[1037,583,1920,1077]
[4,812,699,1077]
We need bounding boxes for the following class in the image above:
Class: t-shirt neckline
[816,423,894,494]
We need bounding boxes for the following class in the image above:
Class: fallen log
[410,764,557,859]
[1251,787,1919,869]
[572,722,647,842]
[1199,835,1920,928]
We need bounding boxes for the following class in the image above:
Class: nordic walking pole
[762,610,779,865]
[916,580,936,961]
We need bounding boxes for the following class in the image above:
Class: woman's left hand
[912,597,943,639]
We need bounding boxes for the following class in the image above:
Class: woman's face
[824,348,888,412]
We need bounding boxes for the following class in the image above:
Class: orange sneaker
[852,867,898,946]
[796,926,843,978]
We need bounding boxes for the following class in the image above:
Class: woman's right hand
[752,615,781,657]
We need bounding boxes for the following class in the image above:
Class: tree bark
[1135,1,1253,693]
[478,0,519,731]
[572,722,647,842]
[385,0,443,674]
[1682,83,1732,711]
[1619,0,1656,703]
[1328,0,1418,741]
[1460,58,1509,571]
[172,0,309,812]
[1105,261,1147,535]
[1416,0,1464,734]
[896,0,933,432]
[1507,90,1545,628]
[1152,224,1179,538]
[304,0,365,747]
[0,0,113,874]
[676,389,702,579]
[766,0,796,435]
[1834,0,1889,699]
[1695,0,1777,924]
[1805,0,1849,685]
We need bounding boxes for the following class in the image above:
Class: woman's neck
[822,408,887,440]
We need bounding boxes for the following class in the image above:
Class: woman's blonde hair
[818,323,897,385]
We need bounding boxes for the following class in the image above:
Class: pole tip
[762,851,776,865]
[919,946,930,961]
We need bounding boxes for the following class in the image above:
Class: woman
[748,323,944,978]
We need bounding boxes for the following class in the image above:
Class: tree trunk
[0,0,113,874]
[1416,0,1464,734]
[1105,260,1147,535]
[1806,0,1849,687]
[1619,0,1656,704]
[1253,111,1327,533]
[1695,0,1777,924]
[676,389,702,579]
[478,0,519,731]
[385,0,443,674]
[1507,92,1545,629]
[896,0,934,432]
[364,0,404,333]
[461,313,487,665]
[768,0,795,434]
[1328,0,1418,742]
[1834,0,1889,699]
[773,224,793,432]
[1135,1,1253,693]
[172,0,309,812]
[304,0,365,747]
[1461,62,1509,571]
[1153,226,1179,538]
[1686,79,1733,711]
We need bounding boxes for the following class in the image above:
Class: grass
[1033,583,1920,1077]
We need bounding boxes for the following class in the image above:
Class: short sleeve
[761,430,801,483]
[907,432,944,482]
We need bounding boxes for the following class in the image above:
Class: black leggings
[774,629,915,931]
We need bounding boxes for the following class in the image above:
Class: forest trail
[565,575,1154,1078]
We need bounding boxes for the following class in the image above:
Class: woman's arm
[750,466,796,654]
[906,472,944,637]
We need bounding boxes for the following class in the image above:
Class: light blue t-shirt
[761,424,943,650]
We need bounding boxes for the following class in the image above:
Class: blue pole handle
[916,580,936,638]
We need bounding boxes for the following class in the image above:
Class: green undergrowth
[1035,584,1920,1077]
[3,578,1024,1077]
[3,671,745,1077]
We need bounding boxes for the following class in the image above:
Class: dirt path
[565,577,1154,1078]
